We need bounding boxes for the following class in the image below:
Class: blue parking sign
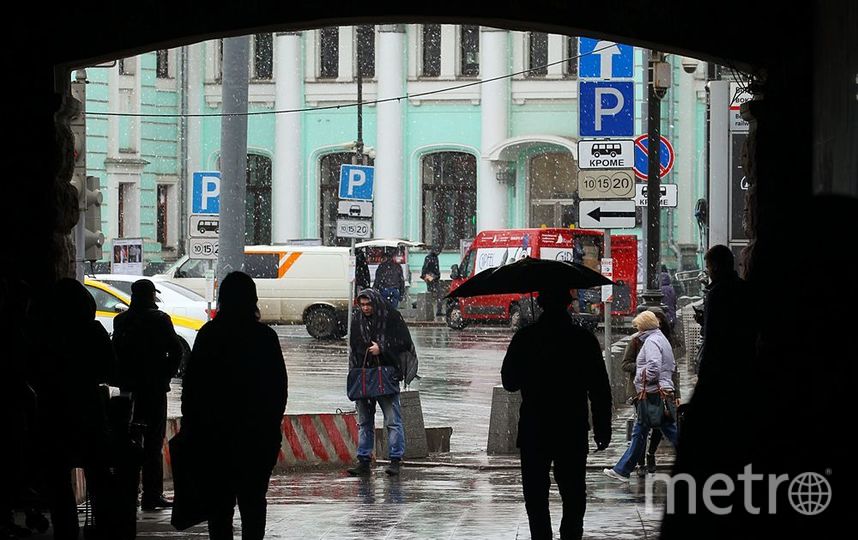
[578,38,633,78]
[579,81,635,137]
[192,171,221,214]
[339,165,375,201]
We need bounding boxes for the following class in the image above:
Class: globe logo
[788,472,832,516]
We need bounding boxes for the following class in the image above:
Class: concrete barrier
[277,412,359,469]
[373,389,429,459]
[425,427,453,453]
[486,385,520,455]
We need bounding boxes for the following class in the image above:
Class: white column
[374,25,406,239]
[547,34,564,78]
[273,32,303,243]
[186,43,204,216]
[338,27,354,83]
[676,59,696,245]
[478,28,510,231]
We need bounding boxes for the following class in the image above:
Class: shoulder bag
[635,369,677,428]
[347,350,400,401]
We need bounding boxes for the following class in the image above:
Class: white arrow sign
[578,200,637,229]
[594,41,621,79]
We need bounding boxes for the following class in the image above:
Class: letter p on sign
[192,171,221,214]
[347,169,366,196]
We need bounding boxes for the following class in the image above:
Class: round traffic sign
[633,135,675,180]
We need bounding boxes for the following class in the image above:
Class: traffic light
[70,70,105,262]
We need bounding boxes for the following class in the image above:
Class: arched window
[320,153,375,247]
[528,152,577,228]
[422,152,477,250]
[245,154,272,245]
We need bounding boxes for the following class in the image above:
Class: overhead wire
[84,41,620,119]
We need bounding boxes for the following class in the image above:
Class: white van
[158,245,350,339]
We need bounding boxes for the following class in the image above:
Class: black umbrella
[446,256,613,299]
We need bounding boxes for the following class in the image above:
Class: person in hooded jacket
[112,278,183,511]
[373,250,405,309]
[347,288,414,477]
[659,266,677,328]
[502,288,612,540]
[29,278,113,539]
[181,271,288,540]
[604,310,678,482]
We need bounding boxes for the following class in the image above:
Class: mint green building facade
[81,26,710,289]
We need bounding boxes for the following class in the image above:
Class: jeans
[380,288,401,309]
[613,420,679,477]
[355,393,405,460]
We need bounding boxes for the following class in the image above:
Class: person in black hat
[112,278,183,511]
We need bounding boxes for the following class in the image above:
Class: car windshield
[156,281,206,302]
[101,280,133,296]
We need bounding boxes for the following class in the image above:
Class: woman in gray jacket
[604,310,680,482]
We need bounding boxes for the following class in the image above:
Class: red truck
[445,228,637,330]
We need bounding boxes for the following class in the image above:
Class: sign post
[602,237,613,384]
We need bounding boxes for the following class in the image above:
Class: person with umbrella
[449,257,614,540]
[502,286,612,540]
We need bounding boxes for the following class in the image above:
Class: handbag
[635,370,677,428]
[347,351,400,401]
[169,430,209,530]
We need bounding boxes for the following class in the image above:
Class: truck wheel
[446,305,468,330]
[306,306,337,339]
[509,304,523,332]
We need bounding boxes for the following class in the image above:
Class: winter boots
[347,459,372,477]
[385,459,401,476]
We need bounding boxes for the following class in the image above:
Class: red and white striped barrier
[162,412,359,478]
[277,412,359,469]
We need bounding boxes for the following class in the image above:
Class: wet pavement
[19,324,687,539]
[78,468,665,539]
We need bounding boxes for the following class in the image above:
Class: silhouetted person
[659,266,677,328]
[373,249,405,309]
[112,278,182,511]
[181,271,288,540]
[347,288,414,477]
[0,277,40,538]
[28,278,113,540]
[420,247,443,316]
[661,244,757,539]
[502,288,612,540]
[355,250,371,295]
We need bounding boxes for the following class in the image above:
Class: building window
[529,152,577,228]
[565,36,578,78]
[157,184,169,246]
[356,25,375,79]
[156,50,170,79]
[320,153,375,247]
[319,27,339,79]
[422,152,477,251]
[422,24,441,77]
[245,154,272,245]
[528,32,549,77]
[253,33,273,80]
[118,57,136,76]
[460,25,479,77]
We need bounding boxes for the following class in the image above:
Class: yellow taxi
[84,278,204,367]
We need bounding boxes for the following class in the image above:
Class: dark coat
[112,304,183,394]
[374,260,405,295]
[659,272,677,326]
[355,252,371,291]
[501,309,612,450]
[349,290,414,371]
[181,317,288,466]
[31,318,113,467]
